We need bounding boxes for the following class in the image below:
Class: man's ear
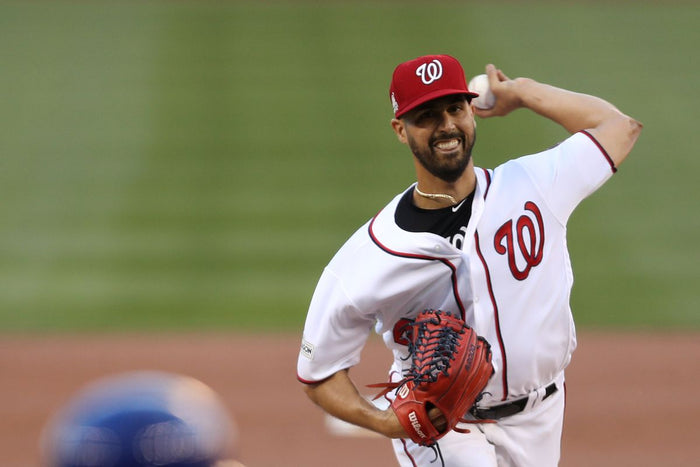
[391,118,408,144]
[470,101,477,129]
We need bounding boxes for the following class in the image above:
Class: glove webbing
[408,311,463,385]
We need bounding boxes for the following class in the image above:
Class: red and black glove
[371,309,495,447]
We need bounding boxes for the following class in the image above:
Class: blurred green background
[1,1,698,333]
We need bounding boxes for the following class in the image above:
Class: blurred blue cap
[41,371,238,467]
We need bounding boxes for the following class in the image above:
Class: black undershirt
[394,187,475,248]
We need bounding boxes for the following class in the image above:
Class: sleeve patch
[300,339,315,360]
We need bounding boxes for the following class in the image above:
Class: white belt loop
[527,375,561,411]
[531,385,548,410]
[524,385,541,411]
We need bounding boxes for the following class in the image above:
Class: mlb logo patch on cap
[390,54,478,118]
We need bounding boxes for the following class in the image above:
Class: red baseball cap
[389,54,478,118]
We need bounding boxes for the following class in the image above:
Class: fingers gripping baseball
[474,64,523,119]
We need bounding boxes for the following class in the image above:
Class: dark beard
[409,131,475,183]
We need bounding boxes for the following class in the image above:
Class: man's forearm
[515,78,622,134]
[302,369,406,438]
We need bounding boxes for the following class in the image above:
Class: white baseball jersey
[297,131,616,409]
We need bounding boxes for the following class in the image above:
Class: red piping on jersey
[367,213,467,320]
[580,130,617,173]
[297,375,322,384]
[401,438,418,466]
[297,370,339,384]
[481,167,492,199]
[474,169,509,401]
[474,231,509,401]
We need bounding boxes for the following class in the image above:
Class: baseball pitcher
[297,54,642,466]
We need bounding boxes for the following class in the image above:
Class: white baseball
[468,74,496,110]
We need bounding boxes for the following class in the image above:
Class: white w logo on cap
[416,59,443,85]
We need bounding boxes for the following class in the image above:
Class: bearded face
[406,128,475,183]
[399,95,477,183]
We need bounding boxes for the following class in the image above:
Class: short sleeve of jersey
[515,131,616,224]
[297,266,376,383]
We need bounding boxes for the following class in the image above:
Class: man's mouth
[433,137,461,152]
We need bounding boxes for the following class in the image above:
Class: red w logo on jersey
[494,201,545,280]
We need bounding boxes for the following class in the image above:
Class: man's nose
[438,112,458,132]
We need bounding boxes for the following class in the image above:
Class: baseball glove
[370,309,495,448]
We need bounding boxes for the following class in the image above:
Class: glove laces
[406,311,463,385]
